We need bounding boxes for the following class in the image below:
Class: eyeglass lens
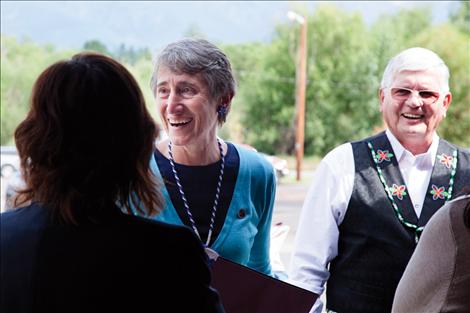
[391,87,439,104]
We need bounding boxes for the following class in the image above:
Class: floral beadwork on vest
[430,184,448,200]
[437,153,454,169]
[390,184,407,200]
[377,149,394,163]
[367,139,458,242]
[431,151,458,200]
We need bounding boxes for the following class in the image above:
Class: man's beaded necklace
[167,138,225,247]
[367,141,458,243]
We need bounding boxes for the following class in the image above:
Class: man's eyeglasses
[390,87,440,105]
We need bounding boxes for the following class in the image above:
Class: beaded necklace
[367,141,457,243]
[167,138,225,247]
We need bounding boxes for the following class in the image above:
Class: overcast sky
[1,1,456,52]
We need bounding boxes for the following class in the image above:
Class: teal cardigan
[149,144,276,275]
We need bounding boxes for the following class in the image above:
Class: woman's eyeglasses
[390,87,440,105]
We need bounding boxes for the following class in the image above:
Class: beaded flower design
[389,184,407,200]
[437,153,453,169]
[430,184,449,200]
[376,149,394,163]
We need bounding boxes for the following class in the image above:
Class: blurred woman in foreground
[0,52,224,313]
[392,187,470,312]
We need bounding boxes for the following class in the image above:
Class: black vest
[326,132,470,313]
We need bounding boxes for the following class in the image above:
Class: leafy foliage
[83,39,110,55]
[449,1,470,35]
[1,37,75,145]
[413,24,470,147]
[1,3,469,154]
[231,4,468,154]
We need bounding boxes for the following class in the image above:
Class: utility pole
[288,11,307,181]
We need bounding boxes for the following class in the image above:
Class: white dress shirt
[288,130,439,313]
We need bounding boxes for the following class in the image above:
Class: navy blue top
[0,203,225,313]
[154,142,240,246]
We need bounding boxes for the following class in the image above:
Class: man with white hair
[289,47,470,313]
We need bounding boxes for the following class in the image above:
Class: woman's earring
[217,105,228,123]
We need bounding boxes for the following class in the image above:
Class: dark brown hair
[14,52,163,223]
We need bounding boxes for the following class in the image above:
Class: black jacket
[1,203,225,313]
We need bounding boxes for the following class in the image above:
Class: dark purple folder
[211,256,317,313]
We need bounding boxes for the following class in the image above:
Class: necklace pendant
[205,246,219,261]
[168,138,226,258]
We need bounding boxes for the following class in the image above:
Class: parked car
[260,153,289,179]
[2,171,25,212]
[1,146,22,212]
[1,146,20,178]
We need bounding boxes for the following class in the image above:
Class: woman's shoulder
[447,194,470,238]
[123,213,196,238]
[1,203,49,229]
[431,195,469,223]
[448,194,470,209]
[424,195,469,239]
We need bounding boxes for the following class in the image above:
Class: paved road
[272,171,329,310]
[271,172,313,271]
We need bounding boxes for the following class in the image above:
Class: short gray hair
[380,47,450,93]
[150,38,236,102]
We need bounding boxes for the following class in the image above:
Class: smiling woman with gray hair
[146,38,276,276]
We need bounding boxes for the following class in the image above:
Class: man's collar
[385,129,439,165]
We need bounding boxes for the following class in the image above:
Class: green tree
[125,53,160,123]
[221,42,271,144]
[83,39,110,55]
[450,0,470,35]
[236,5,382,155]
[233,38,297,154]
[234,4,463,156]
[3,4,468,153]
[1,36,157,145]
[413,24,470,147]
[1,36,74,145]
[304,5,380,156]
[114,44,151,65]
[369,6,433,89]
